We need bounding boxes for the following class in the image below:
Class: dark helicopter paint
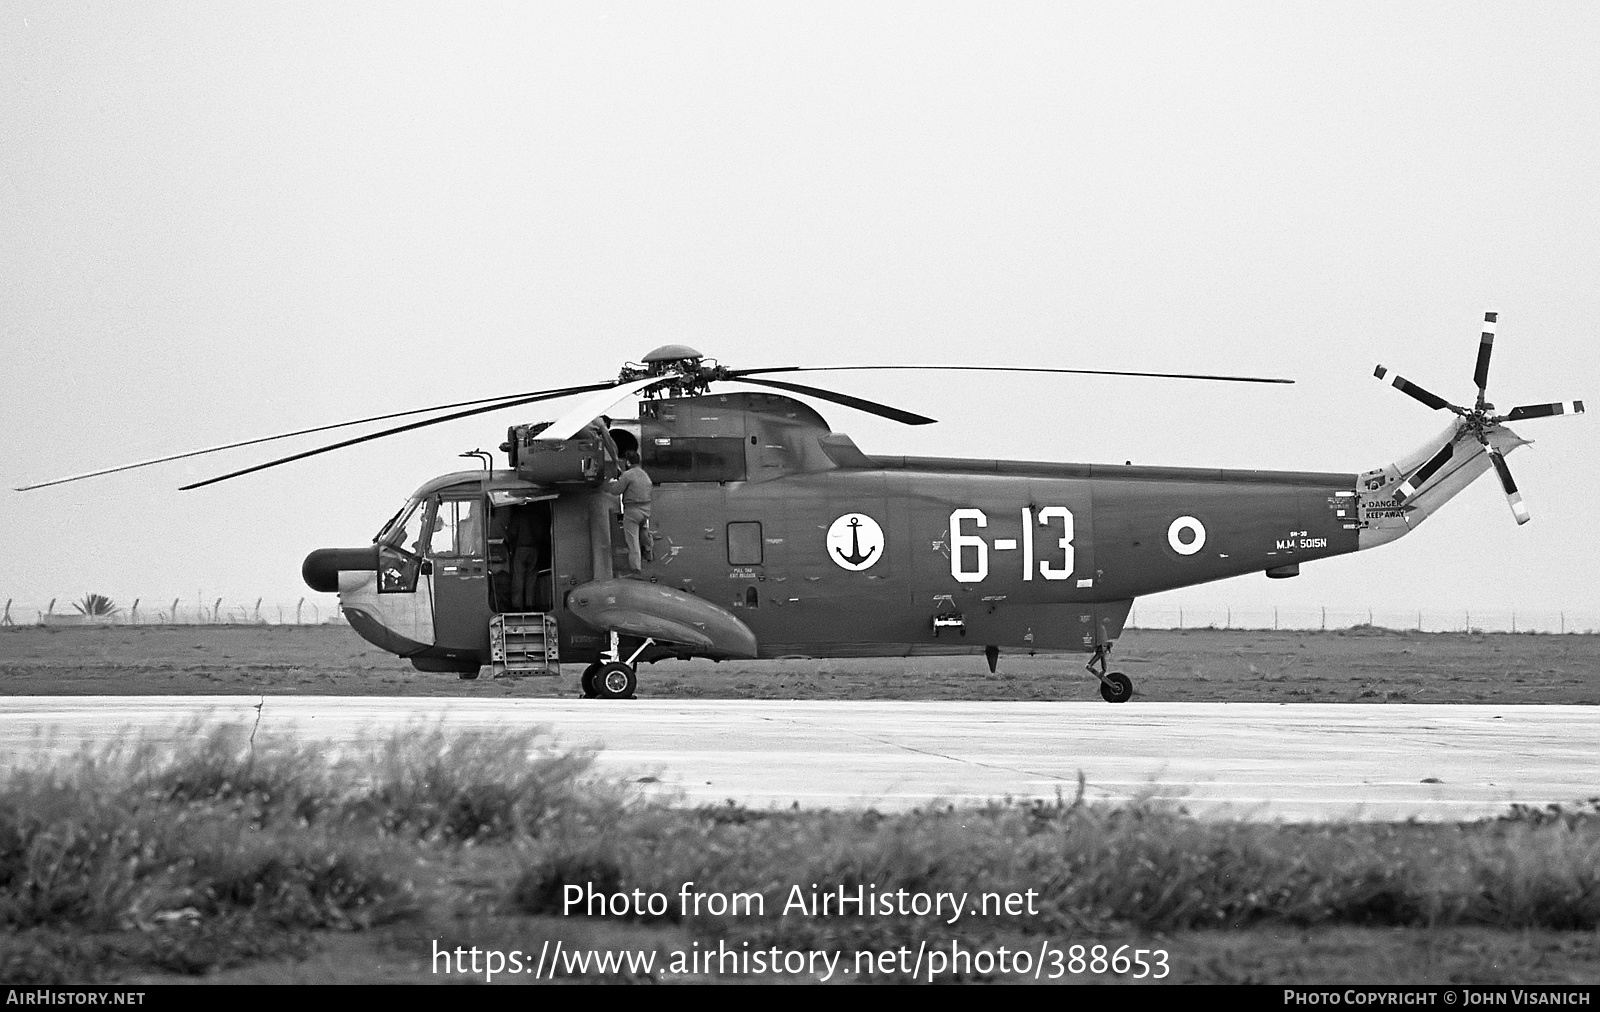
[16,328,1579,698]
[322,390,1361,675]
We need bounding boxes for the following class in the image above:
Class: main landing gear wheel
[593,661,637,700]
[1086,645,1132,703]
[579,663,602,698]
[458,668,480,681]
[1099,672,1133,704]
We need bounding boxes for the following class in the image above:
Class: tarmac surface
[4,696,1596,820]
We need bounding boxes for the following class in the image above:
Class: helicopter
[18,314,1583,701]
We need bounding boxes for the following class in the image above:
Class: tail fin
[1356,422,1529,550]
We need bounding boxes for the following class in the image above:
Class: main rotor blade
[730,376,937,425]
[731,364,1294,385]
[1501,400,1585,422]
[1473,312,1498,408]
[1395,442,1454,502]
[13,388,587,492]
[1373,366,1456,412]
[179,382,615,491]
[1483,443,1530,525]
[532,377,670,441]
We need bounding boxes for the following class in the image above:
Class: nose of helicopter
[302,547,379,592]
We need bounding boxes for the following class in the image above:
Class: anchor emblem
[826,513,884,572]
[835,517,876,567]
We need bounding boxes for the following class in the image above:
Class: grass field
[1,623,1597,703]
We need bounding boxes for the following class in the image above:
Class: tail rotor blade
[731,376,936,425]
[1484,443,1530,525]
[1395,443,1454,502]
[1374,366,1456,412]
[1501,400,1585,422]
[1473,311,1498,407]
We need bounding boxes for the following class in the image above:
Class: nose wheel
[1087,646,1133,703]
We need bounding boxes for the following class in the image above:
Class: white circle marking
[827,513,885,571]
[1168,516,1206,556]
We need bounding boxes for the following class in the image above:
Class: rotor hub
[621,345,718,397]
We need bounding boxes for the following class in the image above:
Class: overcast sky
[3,2,1596,628]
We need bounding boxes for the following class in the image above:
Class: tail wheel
[1100,672,1133,704]
[580,662,601,698]
[594,661,637,700]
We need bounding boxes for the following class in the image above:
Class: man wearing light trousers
[608,450,652,577]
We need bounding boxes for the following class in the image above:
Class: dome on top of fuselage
[641,344,704,363]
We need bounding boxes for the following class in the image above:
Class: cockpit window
[427,497,485,558]
[376,500,427,594]
[400,503,429,555]
[375,504,406,545]
[377,500,427,556]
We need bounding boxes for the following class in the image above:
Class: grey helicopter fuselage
[308,389,1509,678]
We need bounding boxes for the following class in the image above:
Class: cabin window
[727,522,763,565]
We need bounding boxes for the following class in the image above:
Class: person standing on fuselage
[608,451,652,577]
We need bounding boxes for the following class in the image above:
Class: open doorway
[490,500,553,613]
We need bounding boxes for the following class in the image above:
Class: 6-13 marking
[949,507,1074,583]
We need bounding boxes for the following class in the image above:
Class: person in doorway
[508,505,543,611]
[608,450,653,577]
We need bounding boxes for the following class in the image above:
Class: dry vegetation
[3,728,1598,984]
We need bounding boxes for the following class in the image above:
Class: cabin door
[426,492,492,653]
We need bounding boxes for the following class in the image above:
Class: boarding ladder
[489,612,561,677]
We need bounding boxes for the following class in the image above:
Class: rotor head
[621,345,717,396]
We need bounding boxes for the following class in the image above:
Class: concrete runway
[2,696,1596,821]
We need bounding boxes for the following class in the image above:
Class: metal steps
[489,612,560,676]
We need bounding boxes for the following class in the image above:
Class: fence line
[2,597,344,627]
[4,596,1594,634]
[1126,606,1598,635]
